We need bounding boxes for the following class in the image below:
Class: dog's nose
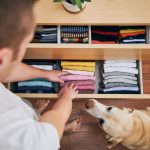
[85,99,94,109]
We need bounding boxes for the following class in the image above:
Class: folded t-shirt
[60,75,95,81]
[60,80,95,87]
[63,69,94,76]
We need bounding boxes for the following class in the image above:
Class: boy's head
[0,0,37,81]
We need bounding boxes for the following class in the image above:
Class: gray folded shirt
[105,82,138,89]
[103,71,136,78]
[104,75,137,81]
[104,78,137,85]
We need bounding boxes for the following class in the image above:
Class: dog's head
[85,99,134,148]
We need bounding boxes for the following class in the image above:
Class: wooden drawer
[8,60,150,100]
[26,25,150,60]
[25,44,150,60]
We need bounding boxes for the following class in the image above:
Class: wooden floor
[44,99,150,150]
[36,60,150,150]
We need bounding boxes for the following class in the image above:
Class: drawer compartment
[31,26,58,43]
[8,59,146,99]
[97,60,142,94]
[60,26,89,44]
[9,60,60,94]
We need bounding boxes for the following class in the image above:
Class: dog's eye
[107,107,113,111]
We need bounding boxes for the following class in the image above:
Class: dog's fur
[85,99,150,150]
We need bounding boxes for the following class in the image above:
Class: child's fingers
[69,83,75,88]
[61,84,68,91]
[60,71,69,75]
[58,78,64,84]
[72,86,77,91]
[75,90,79,95]
[64,84,69,88]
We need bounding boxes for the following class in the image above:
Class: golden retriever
[85,99,150,150]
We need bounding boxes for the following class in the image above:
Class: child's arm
[3,63,67,83]
[39,83,78,138]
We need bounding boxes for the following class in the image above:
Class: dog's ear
[122,107,134,114]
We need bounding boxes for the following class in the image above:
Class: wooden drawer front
[25,44,150,60]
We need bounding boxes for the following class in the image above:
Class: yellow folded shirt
[62,66,95,72]
[61,61,95,67]
[120,29,145,34]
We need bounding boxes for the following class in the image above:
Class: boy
[0,0,79,150]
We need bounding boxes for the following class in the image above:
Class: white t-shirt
[0,83,60,150]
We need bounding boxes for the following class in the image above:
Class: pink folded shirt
[63,69,94,76]
[60,80,95,87]
[60,75,95,81]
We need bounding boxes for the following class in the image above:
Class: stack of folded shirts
[60,61,96,93]
[61,26,89,43]
[91,26,119,44]
[17,62,56,93]
[119,26,146,44]
[99,60,140,94]
[32,26,57,43]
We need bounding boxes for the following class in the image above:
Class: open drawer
[7,60,150,100]
[25,25,150,60]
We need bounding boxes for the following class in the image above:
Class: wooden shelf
[16,93,150,99]
[25,44,150,60]
[34,0,150,25]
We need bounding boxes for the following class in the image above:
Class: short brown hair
[0,0,37,53]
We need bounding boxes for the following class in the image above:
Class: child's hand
[59,83,78,100]
[46,70,68,83]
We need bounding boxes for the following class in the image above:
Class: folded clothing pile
[119,26,146,44]
[17,61,56,93]
[61,26,89,43]
[32,26,57,43]
[91,26,119,44]
[60,61,96,93]
[99,60,140,94]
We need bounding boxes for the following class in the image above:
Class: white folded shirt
[104,62,137,68]
[104,67,138,74]
[104,60,136,63]
[31,65,53,71]
[123,39,145,42]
